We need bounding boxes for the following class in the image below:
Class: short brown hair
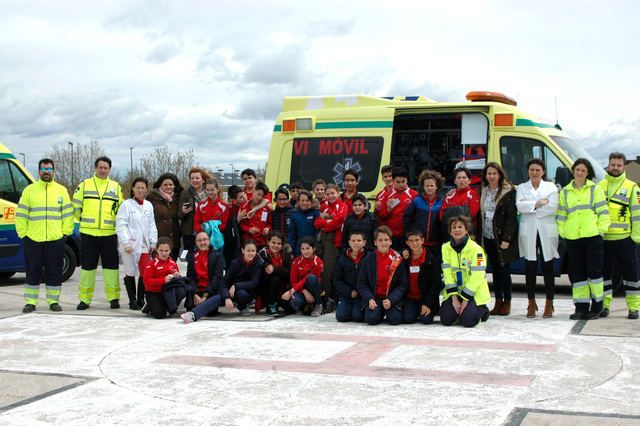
[326,183,341,193]
[609,152,626,162]
[157,236,173,249]
[188,167,212,182]
[373,225,393,240]
[312,179,326,189]
[448,215,470,233]
[418,169,445,190]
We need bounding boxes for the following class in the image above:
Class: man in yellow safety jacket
[16,158,74,313]
[73,156,123,310]
[599,152,640,320]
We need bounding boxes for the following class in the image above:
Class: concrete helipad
[0,270,639,425]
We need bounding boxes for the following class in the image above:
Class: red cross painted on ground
[157,330,557,387]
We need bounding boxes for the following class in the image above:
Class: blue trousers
[234,288,254,311]
[402,299,436,324]
[440,297,487,328]
[192,294,221,320]
[290,275,322,311]
[336,296,363,322]
[364,297,402,325]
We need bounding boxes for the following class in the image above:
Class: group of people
[15,151,640,326]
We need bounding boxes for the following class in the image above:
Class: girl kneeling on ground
[181,231,233,323]
[334,230,369,322]
[440,216,491,327]
[258,231,293,317]
[143,237,186,319]
[282,236,324,317]
[226,240,264,316]
[357,226,408,325]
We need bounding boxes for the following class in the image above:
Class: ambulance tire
[61,244,77,283]
[0,272,16,280]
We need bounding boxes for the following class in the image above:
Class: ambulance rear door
[0,157,31,274]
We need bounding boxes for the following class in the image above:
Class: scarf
[159,187,173,203]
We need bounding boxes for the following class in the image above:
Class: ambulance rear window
[290,137,383,191]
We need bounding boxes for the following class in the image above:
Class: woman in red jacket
[440,167,480,237]
[314,183,348,310]
[193,178,230,234]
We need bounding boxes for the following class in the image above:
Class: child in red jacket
[239,181,272,248]
[282,236,324,317]
[143,237,182,319]
[193,178,230,233]
[376,167,417,250]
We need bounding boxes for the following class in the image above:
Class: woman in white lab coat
[116,177,158,310]
[516,159,559,318]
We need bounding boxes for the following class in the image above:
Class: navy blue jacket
[258,247,292,288]
[225,255,264,292]
[404,250,443,314]
[403,195,443,245]
[356,252,408,307]
[272,205,294,240]
[186,248,227,298]
[340,212,377,253]
[288,206,320,256]
[334,250,371,300]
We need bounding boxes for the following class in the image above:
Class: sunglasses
[40,167,54,172]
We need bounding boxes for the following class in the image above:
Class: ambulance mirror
[555,166,571,187]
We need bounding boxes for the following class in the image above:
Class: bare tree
[45,140,106,193]
[141,146,196,185]
[255,162,267,182]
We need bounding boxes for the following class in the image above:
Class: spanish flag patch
[477,253,483,266]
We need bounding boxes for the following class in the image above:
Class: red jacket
[290,255,324,292]
[239,202,272,247]
[376,188,418,237]
[143,257,180,293]
[440,187,480,230]
[193,198,230,233]
[374,187,393,226]
[314,198,348,247]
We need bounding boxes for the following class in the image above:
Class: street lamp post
[18,152,25,164]
[67,142,74,187]
[130,147,134,173]
[229,163,234,185]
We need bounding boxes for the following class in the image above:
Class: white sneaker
[310,304,323,317]
[180,311,195,324]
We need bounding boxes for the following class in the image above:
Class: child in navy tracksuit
[288,190,320,256]
[334,230,369,322]
[341,194,377,253]
[181,231,232,323]
[284,236,324,317]
[258,231,293,317]
[226,240,264,316]
[402,229,443,324]
[357,226,408,325]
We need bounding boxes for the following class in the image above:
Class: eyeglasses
[40,167,54,172]
[276,198,289,202]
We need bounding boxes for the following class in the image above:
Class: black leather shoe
[49,303,62,312]
[22,304,36,313]
[110,299,120,309]
[77,302,90,310]
[569,311,587,320]
[584,311,600,320]
[599,308,609,318]
[628,311,639,320]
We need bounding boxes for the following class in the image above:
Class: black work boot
[124,276,140,310]
[110,299,120,309]
[137,277,146,309]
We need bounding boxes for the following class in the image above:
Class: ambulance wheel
[61,244,77,282]
[0,272,16,280]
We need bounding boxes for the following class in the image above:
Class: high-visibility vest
[599,175,638,238]
[15,179,74,242]
[557,180,611,240]
[441,237,491,306]
[73,176,123,236]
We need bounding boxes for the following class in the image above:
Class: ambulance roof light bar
[466,91,517,106]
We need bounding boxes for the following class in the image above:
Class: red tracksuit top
[314,198,348,247]
[143,257,180,293]
[239,201,272,247]
[290,255,324,292]
[193,197,230,233]
[440,187,480,229]
[377,187,418,237]
[374,187,393,226]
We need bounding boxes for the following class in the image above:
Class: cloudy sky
[1,0,639,176]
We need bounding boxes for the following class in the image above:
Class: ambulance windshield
[550,136,605,181]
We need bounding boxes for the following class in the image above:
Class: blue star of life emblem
[332,157,362,186]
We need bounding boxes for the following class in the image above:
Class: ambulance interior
[390,112,487,191]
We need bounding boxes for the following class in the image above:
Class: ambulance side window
[0,160,30,203]
[500,137,544,185]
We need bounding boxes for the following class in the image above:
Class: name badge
[389,198,400,209]
[261,211,268,222]
[409,265,420,273]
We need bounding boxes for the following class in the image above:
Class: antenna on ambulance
[554,96,562,130]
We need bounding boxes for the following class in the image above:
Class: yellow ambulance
[0,143,79,281]
[265,91,604,196]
